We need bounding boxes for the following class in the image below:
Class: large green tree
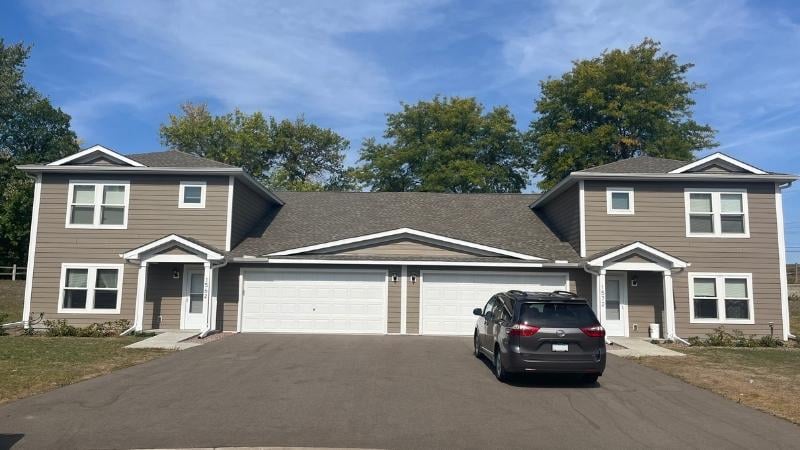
[528,38,717,189]
[160,103,351,191]
[356,96,530,192]
[0,40,79,265]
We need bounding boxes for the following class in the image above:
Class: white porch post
[134,261,148,332]
[400,265,408,334]
[597,270,607,327]
[203,261,212,330]
[663,270,676,340]
[210,267,219,331]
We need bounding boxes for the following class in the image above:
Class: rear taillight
[509,323,540,337]
[581,325,605,338]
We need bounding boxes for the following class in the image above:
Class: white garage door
[420,271,568,335]
[241,269,387,333]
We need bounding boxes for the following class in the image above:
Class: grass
[0,336,172,404]
[790,294,800,335]
[636,346,800,424]
[0,280,25,322]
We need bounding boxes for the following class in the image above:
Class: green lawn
[790,294,800,335]
[0,280,24,322]
[0,336,172,404]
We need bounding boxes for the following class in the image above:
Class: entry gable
[122,234,225,262]
[312,237,497,259]
[48,145,146,167]
[585,241,688,270]
[267,228,545,261]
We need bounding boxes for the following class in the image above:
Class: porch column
[596,270,607,327]
[210,267,219,331]
[203,262,212,330]
[663,270,676,339]
[134,261,148,332]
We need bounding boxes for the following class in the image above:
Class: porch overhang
[122,234,225,263]
[584,241,688,272]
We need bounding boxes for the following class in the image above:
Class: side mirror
[472,308,483,316]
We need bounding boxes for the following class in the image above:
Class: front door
[604,275,628,337]
[181,268,206,330]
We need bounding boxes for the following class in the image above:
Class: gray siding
[624,270,664,338]
[30,173,229,326]
[143,263,186,330]
[537,183,581,253]
[216,264,240,331]
[388,265,402,333]
[230,179,272,249]
[584,180,782,336]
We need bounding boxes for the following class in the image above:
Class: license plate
[552,344,569,352]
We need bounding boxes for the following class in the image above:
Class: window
[685,189,749,237]
[689,273,753,324]
[58,264,123,313]
[606,187,634,214]
[66,181,129,229]
[179,181,206,208]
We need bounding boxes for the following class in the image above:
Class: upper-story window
[179,181,206,208]
[66,180,129,229]
[606,187,634,215]
[684,189,749,238]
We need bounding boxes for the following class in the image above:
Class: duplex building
[18,145,797,340]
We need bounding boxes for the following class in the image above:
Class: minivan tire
[473,333,481,359]
[494,348,508,382]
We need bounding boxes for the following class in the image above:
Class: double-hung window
[67,180,129,229]
[58,264,124,313]
[179,181,206,208]
[685,189,748,237]
[689,273,754,324]
[606,187,634,214]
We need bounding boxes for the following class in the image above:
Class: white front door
[181,268,206,330]
[604,275,628,337]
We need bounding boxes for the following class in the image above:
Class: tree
[528,38,717,189]
[0,40,79,265]
[160,104,351,191]
[356,96,530,193]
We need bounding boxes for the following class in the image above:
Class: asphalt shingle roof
[127,150,237,168]
[576,156,688,174]
[231,192,580,261]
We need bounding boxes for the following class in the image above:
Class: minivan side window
[483,298,496,316]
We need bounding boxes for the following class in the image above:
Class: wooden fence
[0,264,26,280]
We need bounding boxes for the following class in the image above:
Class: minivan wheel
[494,348,508,382]
[473,333,481,359]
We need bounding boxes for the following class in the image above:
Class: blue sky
[3,0,800,260]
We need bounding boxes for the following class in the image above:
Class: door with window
[604,275,628,336]
[181,268,207,329]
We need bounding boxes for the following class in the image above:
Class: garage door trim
[418,270,569,335]
[238,267,389,334]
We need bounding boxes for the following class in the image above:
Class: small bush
[42,318,132,337]
[689,326,783,348]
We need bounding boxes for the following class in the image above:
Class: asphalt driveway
[1,334,798,449]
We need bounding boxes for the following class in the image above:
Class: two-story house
[17,145,797,341]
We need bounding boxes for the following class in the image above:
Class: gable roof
[668,152,767,174]
[122,234,225,261]
[127,150,238,169]
[230,192,580,262]
[576,156,687,174]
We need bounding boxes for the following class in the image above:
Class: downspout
[199,260,228,338]
[666,266,691,346]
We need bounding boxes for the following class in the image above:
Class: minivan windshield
[518,302,598,327]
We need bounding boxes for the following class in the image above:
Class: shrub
[689,326,783,348]
[42,318,132,337]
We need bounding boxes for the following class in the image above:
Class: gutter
[230,256,582,268]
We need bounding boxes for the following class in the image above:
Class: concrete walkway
[607,336,685,357]
[125,331,201,350]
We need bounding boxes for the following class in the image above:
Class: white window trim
[684,188,749,238]
[65,180,130,229]
[606,187,635,215]
[57,263,124,314]
[179,181,207,208]
[688,272,754,324]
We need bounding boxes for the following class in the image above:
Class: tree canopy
[0,40,79,265]
[528,38,717,189]
[159,103,352,191]
[356,96,530,193]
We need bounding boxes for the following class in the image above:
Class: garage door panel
[242,269,387,333]
[421,271,568,335]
